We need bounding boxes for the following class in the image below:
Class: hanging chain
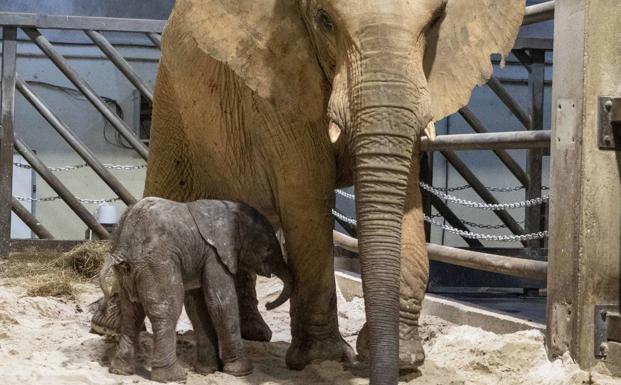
[15,195,121,204]
[332,209,358,225]
[13,162,147,171]
[424,214,548,242]
[418,182,548,210]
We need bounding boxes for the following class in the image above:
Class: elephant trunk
[349,28,430,385]
[265,262,294,310]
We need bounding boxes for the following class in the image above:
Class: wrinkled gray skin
[100,197,292,382]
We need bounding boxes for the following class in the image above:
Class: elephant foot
[223,358,254,376]
[194,362,218,376]
[90,295,120,336]
[286,331,355,370]
[109,357,135,376]
[240,309,272,342]
[356,322,425,371]
[152,361,186,383]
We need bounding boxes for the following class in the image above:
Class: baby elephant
[99,197,292,382]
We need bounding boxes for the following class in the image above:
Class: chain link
[13,162,147,171]
[424,214,548,242]
[15,195,121,204]
[329,209,547,242]
[418,182,548,210]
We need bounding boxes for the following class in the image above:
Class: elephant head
[176,0,524,382]
[187,201,293,311]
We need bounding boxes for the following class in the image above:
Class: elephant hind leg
[184,289,219,375]
[110,287,145,375]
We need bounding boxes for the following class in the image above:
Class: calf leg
[236,269,272,341]
[110,287,144,375]
[184,289,219,374]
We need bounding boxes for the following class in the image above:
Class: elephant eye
[317,9,335,33]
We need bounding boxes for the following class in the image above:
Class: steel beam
[523,1,555,26]
[333,231,547,281]
[11,197,54,239]
[486,77,532,129]
[0,12,165,32]
[13,137,109,239]
[421,130,551,152]
[15,76,137,206]
[85,30,154,102]
[0,27,17,257]
[146,32,162,49]
[458,107,529,187]
[23,28,149,160]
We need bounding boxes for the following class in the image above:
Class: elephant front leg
[235,269,272,342]
[280,202,355,370]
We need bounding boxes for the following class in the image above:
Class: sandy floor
[0,275,618,385]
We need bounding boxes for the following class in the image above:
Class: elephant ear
[175,0,326,121]
[424,0,525,121]
[187,200,240,275]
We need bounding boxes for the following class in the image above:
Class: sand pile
[0,269,618,384]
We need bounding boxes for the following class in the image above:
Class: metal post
[0,27,17,257]
[15,76,137,206]
[526,50,546,250]
[421,152,433,242]
[85,30,154,102]
[13,137,110,239]
[22,28,149,160]
[547,0,621,374]
[11,197,53,239]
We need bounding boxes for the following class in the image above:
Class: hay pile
[0,241,110,299]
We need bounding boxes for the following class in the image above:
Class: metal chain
[335,189,356,200]
[424,214,548,242]
[15,195,121,204]
[418,182,548,210]
[13,162,147,171]
[330,209,546,242]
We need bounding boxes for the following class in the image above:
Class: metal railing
[0,12,163,253]
[1,4,556,286]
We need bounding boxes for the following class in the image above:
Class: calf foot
[356,322,425,370]
[223,358,253,376]
[286,330,354,370]
[194,356,219,375]
[151,361,186,383]
[109,357,135,376]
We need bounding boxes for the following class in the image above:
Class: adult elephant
[143,1,524,384]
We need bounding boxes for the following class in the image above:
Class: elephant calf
[99,197,292,382]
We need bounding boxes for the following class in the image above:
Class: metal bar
[421,152,433,242]
[526,50,546,250]
[15,76,137,206]
[13,137,110,239]
[0,27,18,257]
[23,28,149,160]
[421,130,551,152]
[441,150,528,246]
[0,12,165,32]
[512,49,533,71]
[458,107,529,187]
[146,32,162,49]
[332,231,547,281]
[85,30,154,102]
[522,1,555,26]
[486,78,531,129]
[11,197,54,239]
[427,193,485,248]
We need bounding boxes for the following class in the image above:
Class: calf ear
[187,201,240,275]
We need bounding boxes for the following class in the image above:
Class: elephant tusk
[328,121,342,143]
[423,121,436,140]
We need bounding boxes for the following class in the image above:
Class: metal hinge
[595,305,621,358]
[598,96,621,150]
